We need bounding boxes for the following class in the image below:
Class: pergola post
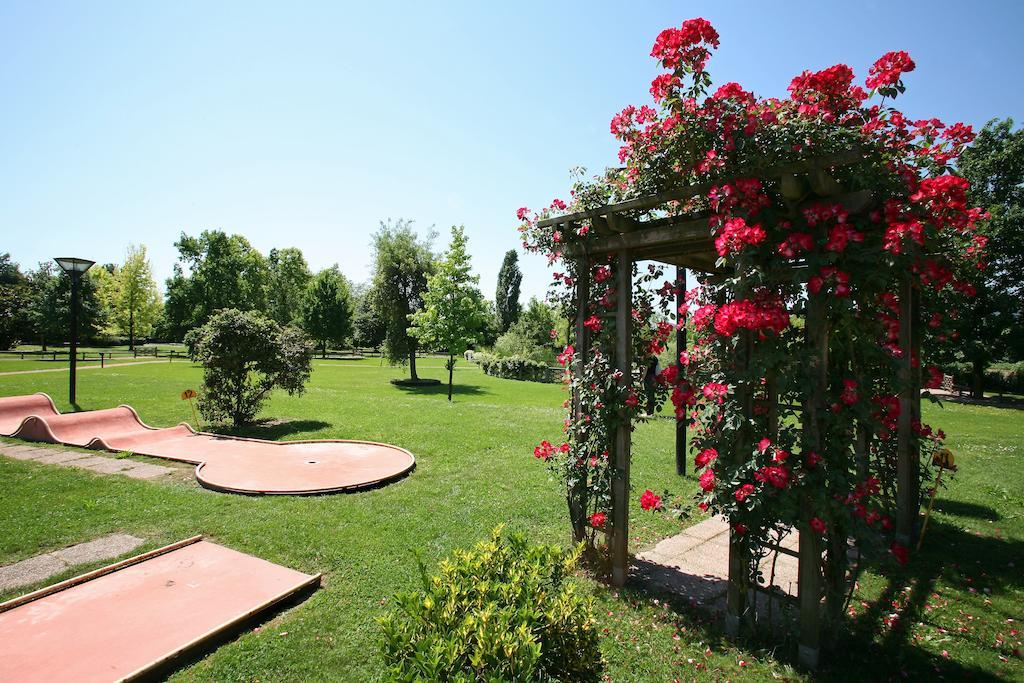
[726,330,754,636]
[569,250,591,545]
[896,278,920,544]
[675,266,687,476]
[610,250,633,587]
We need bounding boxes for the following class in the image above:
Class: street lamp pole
[55,257,95,405]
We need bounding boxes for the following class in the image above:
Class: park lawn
[0,361,1021,681]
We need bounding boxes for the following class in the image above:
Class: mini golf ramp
[0,537,320,683]
[1,393,415,495]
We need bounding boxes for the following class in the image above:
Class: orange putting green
[0,537,319,682]
[0,393,415,495]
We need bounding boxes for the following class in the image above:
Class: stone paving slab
[82,458,137,474]
[2,443,176,480]
[120,463,174,480]
[0,533,145,593]
[33,451,92,465]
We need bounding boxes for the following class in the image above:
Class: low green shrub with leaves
[378,528,604,682]
[473,352,558,383]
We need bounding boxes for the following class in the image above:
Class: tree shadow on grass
[933,499,1001,521]
[390,381,488,397]
[206,419,331,440]
[608,518,1022,681]
[825,518,1023,681]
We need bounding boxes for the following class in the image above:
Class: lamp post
[54,257,95,405]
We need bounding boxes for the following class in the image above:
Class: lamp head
[54,257,95,275]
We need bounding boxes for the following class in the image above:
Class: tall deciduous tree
[26,262,105,350]
[0,253,30,350]
[495,250,522,333]
[370,219,435,381]
[268,247,312,325]
[301,266,354,357]
[410,226,488,400]
[352,283,386,350]
[113,245,162,349]
[164,230,270,339]
[955,118,1024,395]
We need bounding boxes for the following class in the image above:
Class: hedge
[473,352,561,383]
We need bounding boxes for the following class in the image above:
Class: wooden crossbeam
[537,150,866,228]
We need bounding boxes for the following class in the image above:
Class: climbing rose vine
[518,19,983,617]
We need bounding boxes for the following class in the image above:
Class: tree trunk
[971,358,985,399]
[129,309,135,351]
[322,341,327,359]
[41,335,47,352]
[409,341,419,381]
[447,355,454,402]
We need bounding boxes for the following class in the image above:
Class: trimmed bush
[946,361,1024,395]
[378,528,604,682]
[474,352,559,383]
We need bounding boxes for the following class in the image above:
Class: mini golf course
[0,536,319,682]
[0,393,415,495]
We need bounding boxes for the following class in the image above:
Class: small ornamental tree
[185,308,314,426]
[114,244,163,350]
[409,226,487,400]
[518,17,987,640]
[302,266,354,358]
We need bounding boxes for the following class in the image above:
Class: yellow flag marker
[180,388,201,430]
[918,449,957,551]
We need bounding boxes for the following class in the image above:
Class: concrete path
[0,443,174,481]
[0,359,176,376]
[0,533,145,592]
[635,516,800,612]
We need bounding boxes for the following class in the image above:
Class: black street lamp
[55,257,95,405]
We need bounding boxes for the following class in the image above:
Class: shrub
[474,352,559,383]
[185,308,314,426]
[492,329,554,364]
[946,360,1024,395]
[378,528,604,682]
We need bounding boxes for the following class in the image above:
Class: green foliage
[495,249,522,333]
[301,266,353,356]
[474,352,558,383]
[371,219,435,379]
[108,245,162,349]
[0,253,29,350]
[409,226,487,399]
[508,297,557,350]
[185,308,314,426]
[492,330,555,364]
[378,527,604,682]
[268,247,313,326]
[24,261,106,349]
[352,283,386,349]
[950,118,1024,394]
[164,230,271,339]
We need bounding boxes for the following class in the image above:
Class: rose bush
[518,18,984,626]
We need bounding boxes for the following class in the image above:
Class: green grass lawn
[1,361,1021,681]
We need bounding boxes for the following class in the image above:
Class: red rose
[734,483,756,503]
[699,469,716,492]
[695,447,718,468]
[810,517,827,534]
[640,489,663,511]
[589,512,607,529]
[890,541,909,565]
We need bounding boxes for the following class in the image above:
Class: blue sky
[2,1,1021,301]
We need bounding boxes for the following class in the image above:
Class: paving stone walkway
[0,443,174,480]
[635,516,800,613]
[0,533,145,592]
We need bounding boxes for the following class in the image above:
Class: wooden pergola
[537,153,923,667]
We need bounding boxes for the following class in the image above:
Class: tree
[510,297,558,349]
[185,308,314,426]
[410,227,488,400]
[495,250,522,333]
[268,247,312,325]
[301,266,354,357]
[352,283,386,349]
[26,262,106,350]
[113,245,162,349]
[164,230,270,339]
[370,219,435,381]
[954,118,1024,395]
[0,254,30,350]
